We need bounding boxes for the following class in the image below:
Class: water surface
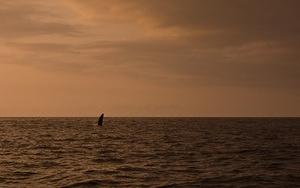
[0,118,299,187]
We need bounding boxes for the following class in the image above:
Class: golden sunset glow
[0,0,299,116]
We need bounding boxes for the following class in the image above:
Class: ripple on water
[62,179,121,188]
[0,117,299,187]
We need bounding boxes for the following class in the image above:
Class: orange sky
[0,0,299,117]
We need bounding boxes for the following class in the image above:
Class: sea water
[0,118,299,187]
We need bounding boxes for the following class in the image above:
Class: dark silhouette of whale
[98,113,104,126]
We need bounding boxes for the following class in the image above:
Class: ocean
[0,117,299,187]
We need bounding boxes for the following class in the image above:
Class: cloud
[67,0,300,42]
[62,0,300,89]
[3,2,300,88]
[0,1,80,38]
[0,0,299,116]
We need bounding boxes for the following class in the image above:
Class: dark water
[0,118,299,188]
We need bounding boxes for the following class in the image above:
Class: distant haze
[0,0,299,117]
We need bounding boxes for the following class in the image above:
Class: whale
[98,113,104,126]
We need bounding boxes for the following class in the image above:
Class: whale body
[98,113,104,126]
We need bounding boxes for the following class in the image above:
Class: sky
[0,0,299,117]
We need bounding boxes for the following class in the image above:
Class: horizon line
[0,116,299,118]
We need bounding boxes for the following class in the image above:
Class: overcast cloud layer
[0,0,299,116]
